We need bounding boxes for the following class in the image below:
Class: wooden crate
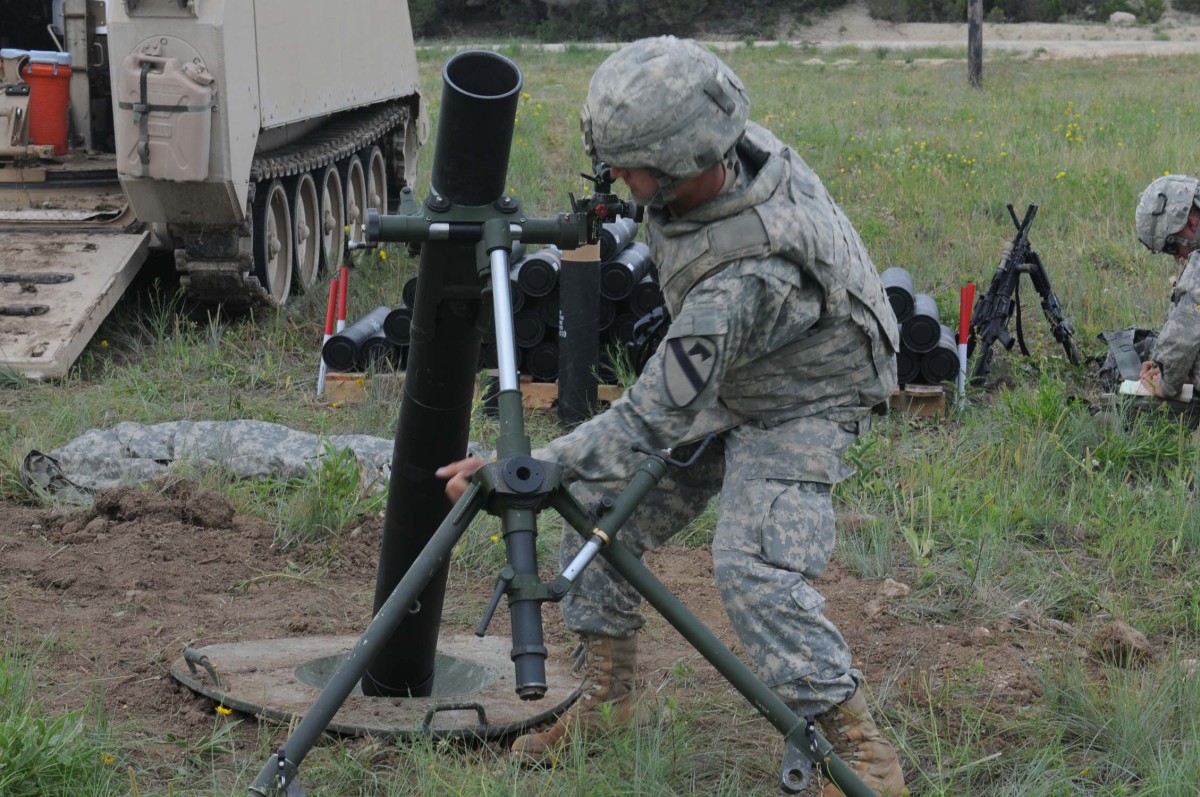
[323,371,405,404]
[889,384,946,418]
[480,373,624,410]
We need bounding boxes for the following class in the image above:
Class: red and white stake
[957,282,976,407]
[316,277,339,396]
[336,265,350,335]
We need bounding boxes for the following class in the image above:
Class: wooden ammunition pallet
[513,377,624,410]
[889,384,946,418]
[324,370,625,409]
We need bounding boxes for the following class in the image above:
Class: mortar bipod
[248,231,873,797]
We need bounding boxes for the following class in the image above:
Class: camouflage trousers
[559,426,859,717]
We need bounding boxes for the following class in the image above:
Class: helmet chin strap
[646,151,738,212]
[645,176,682,211]
[1164,231,1200,255]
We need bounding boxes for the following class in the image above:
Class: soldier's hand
[1139,361,1168,398]
[436,457,487,502]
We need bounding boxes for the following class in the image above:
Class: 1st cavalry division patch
[664,336,718,407]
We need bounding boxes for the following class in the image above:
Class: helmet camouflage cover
[580,36,749,184]
[1136,174,1200,253]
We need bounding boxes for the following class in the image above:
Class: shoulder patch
[663,335,719,408]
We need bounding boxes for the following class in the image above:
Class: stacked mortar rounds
[321,306,392,372]
[883,267,960,387]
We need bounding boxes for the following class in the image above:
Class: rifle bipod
[968,203,1081,385]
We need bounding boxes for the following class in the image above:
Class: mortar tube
[431,50,522,206]
[364,50,523,698]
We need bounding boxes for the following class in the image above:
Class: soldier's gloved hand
[998,241,1013,264]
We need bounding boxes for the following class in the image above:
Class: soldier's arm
[537,261,819,482]
[1151,256,1200,398]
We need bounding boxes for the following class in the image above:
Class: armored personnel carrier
[0,0,425,378]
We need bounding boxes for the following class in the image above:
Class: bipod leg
[248,482,488,797]
[549,490,875,797]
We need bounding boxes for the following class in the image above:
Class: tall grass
[1,46,1199,794]
[0,637,116,796]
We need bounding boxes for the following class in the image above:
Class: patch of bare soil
[0,480,1133,788]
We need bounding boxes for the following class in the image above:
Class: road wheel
[340,154,368,248]
[364,144,388,217]
[288,171,321,292]
[252,178,293,306]
[317,164,345,273]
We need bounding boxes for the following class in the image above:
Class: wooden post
[968,0,983,88]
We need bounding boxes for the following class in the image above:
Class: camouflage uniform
[1135,174,1200,400]
[538,120,898,716]
[1150,251,1200,397]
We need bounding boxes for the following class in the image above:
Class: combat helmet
[580,37,748,204]
[1136,174,1200,254]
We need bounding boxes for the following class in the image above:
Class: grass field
[3,43,1200,795]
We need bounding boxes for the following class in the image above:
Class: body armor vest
[644,123,899,417]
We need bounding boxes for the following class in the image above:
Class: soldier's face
[608,166,660,204]
[1166,211,1200,263]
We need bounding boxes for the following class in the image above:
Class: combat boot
[510,632,637,763]
[815,687,908,796]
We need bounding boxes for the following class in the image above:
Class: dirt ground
[0,479,1061,772]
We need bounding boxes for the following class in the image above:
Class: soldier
[439,37,906,796]
[1135,175,1200,400]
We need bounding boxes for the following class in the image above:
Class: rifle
[968,203,1080,384]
